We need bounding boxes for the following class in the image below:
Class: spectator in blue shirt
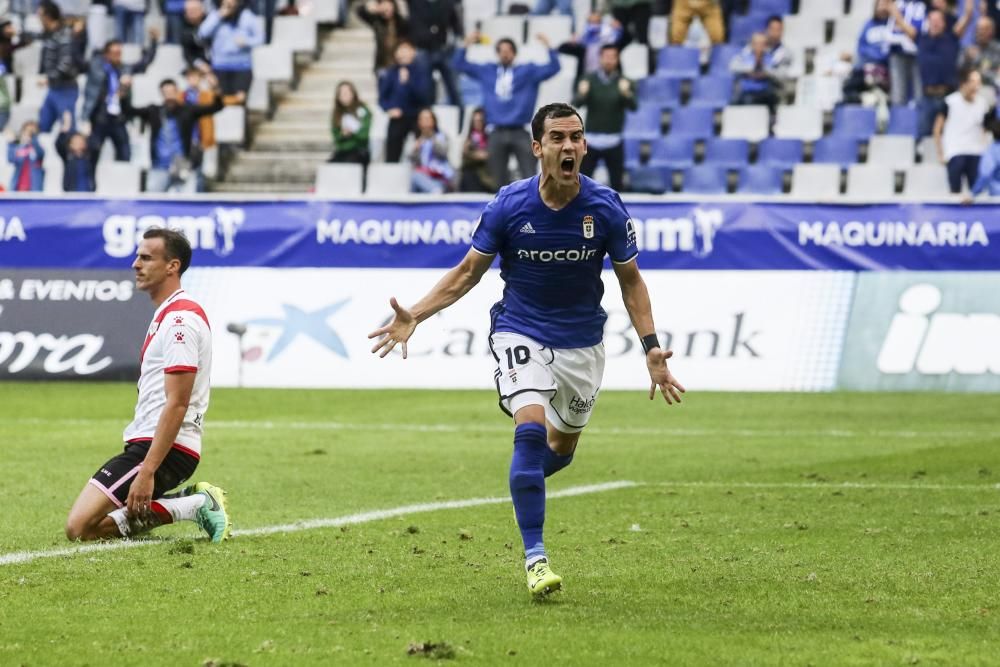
[379,40,432,162]
[843,0,892,104]
[730,32,781,112]
[198,0,264,102]
[893,0,974,137]
[161,0,187,44]
[967,115,1000,200]
[37,1,88,132]
[887,0,928,106]
[55,111,96,192]
[6,120,44,192]
[453,32,560,188]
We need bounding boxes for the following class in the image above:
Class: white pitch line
[652,481,1000,492]
[3,417,994,440]
[0,481,636,567]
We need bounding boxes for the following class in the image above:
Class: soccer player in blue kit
[369,102,685,597]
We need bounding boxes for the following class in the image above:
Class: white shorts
[490,331,606,434]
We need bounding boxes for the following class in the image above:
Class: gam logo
[103,208,245,258]
[631,208,723,258]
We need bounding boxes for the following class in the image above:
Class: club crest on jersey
[582,215,595,239]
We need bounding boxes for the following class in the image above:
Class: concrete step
[210,181,313,193]
[256,121,331,134]
[252,137,335,152]
[225,161,323,183]
[235,150,331,162]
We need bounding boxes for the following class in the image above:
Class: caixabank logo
[839,274,1000,391]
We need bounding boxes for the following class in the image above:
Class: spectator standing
[960,16,1000,87]
[558,12,624,83]
[112,0,147,44]
[198,0,263,102]
[181,0,209,69]
[934,67,990,193]
[358,0,409,72]
[6,121,45,192]
[533,0,573,24]
[453,33,560,187]
[572,44,635,191]
[182,66,221,191]
[967,116,1000,198]
[408,0,463,107]
[610,0,652,47]
[379,40,431,162]
[842,0,893,104]
[460,107,494,192]
[37,1,87,132]
[329,80,372,165]
[894,0,974,136]
[730,32,781,112]
[671,0,724,45]
[409,107,454,193]
[162,0,187,44]
[55,110,96,192]
[887,0,927,106]
[125,77,224,192]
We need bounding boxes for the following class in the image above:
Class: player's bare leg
[65,484,166,540]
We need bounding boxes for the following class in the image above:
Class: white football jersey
[123,289,212,457]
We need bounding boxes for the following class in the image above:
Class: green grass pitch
[1,383,998,666]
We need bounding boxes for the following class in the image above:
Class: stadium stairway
[211,27,376,193]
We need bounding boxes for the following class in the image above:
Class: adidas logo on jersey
[519,223,536,234]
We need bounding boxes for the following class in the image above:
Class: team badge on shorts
[582,215,595,239]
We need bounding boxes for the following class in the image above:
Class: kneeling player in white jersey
[65,228,231,543]
[369,103,685,597]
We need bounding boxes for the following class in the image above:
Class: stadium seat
[432,105,460,139]
[17,75,47,106]
[252,45,294,84]
[656,47,701,80]
[637,77,682,110]
[301,0,340,22]
[832,14,869,52]
[213,106,246,144]
[12,42,41,77]
[538,74,574,105]
[728,12,769,45]
[918,136,942,164]
[797,0,845,20]
[720,105,770,142]
[463,44,498,64]
[682,165,729,194]
[688,75,734,109]
[812,136,859,168]
[753,0,792,15]
[887,105,919,136]
[832,105,877,140]
[365,163,412,196]
[97,162,141,195]
[120,43,143,67]
[703,137,749,169]
[628,165,670,193]
[668,107,715,139]
[773,105,824,141]
[757,137,805,169]
[43,160,63,194]
[846,164,896,198]
[624,138,643,168]
[794,73,844,112]
[623,106,664,140]
[482,16,525,45]
[273,16,319,55]
[247,77,270,113]
[791,163,841,198]
[648,16,669,49]
[782,15,827,50]
[315,163,364,196]
[8,104,41,134]
[708,44,742,75]
[620,43,650,80]
[737,164,785,194]
[867,135,916,170]
[649,136,697,170]
[903,164,952,197]
[145,44,185,79]
[527,16,573,46]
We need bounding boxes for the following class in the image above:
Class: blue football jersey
[471,174,638,348]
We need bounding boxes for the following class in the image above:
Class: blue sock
[543,447,574,478]
[509,422,548,563]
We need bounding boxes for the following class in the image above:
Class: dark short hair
[39,1,62,22]
[959,66,979,85]
[531,103,584,142]
[143,228,193,275]
[599,43,619,54]
[159,78,177,89]
[103,39,122,53]
[496,38,517,55]
[766,14,783,25]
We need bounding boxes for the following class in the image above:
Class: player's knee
[64,519,86,542]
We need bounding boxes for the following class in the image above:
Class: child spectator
[379,41,431,162]
[55,110,96,192]
[6,121,45,192]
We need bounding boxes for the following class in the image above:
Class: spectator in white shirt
[934,67,993,193]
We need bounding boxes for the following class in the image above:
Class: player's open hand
[646,348,686,405]
[126,471,154,517]
[368,297,417,359]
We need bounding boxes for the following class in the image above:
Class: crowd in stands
[0,0,298,193]
[334,0,1000,198]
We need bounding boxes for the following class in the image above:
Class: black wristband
[640,334,660,355]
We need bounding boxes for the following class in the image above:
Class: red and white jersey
[123,289,212,456]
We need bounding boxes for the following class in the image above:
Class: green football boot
[193,482,231,543]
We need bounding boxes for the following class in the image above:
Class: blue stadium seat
[623,106,663,140]
[757,138,804,170]
[703,137,749,169]
[668,107,715,139]
[832,105,877,140]
[737,164,785,194]
[682,165,729,194]
[628,165,669,194]
[649,136,697,170]
[812,136,860,168]
[656,46,701,79]
[728,12,769,45]
[688,75,735,109]
[887,105,918,136]
[708,44,742,75]
[638,77,683,110]
[624,138,643,168]
[749,0,792,15]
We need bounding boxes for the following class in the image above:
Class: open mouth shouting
[559,156,576,177]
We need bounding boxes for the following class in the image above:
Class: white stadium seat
[365,163,411,197]
[482,16,526,46]
[620,44,649,81]
[791,163,841,198]
[97,161,141,195]
[527,16,573,46]
[720,105,770,142]
[145,44,185,79]
[315,163,364,197]
[213,106,246,144]
[13,42,41,77]
[782,14,827,50]
[867,135,916,170]
[846,164,896,198]
[272,15,318,55]
[903,164,952,197]
[252,45,295,83]
[432,104,461,139]
[797,0,846,21]
[774,105,824,142]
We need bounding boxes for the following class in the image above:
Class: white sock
[108,508,131,537]
[155,494,206,522]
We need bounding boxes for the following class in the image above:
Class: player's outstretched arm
[612,259,686,405]
[368,248,494,359]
